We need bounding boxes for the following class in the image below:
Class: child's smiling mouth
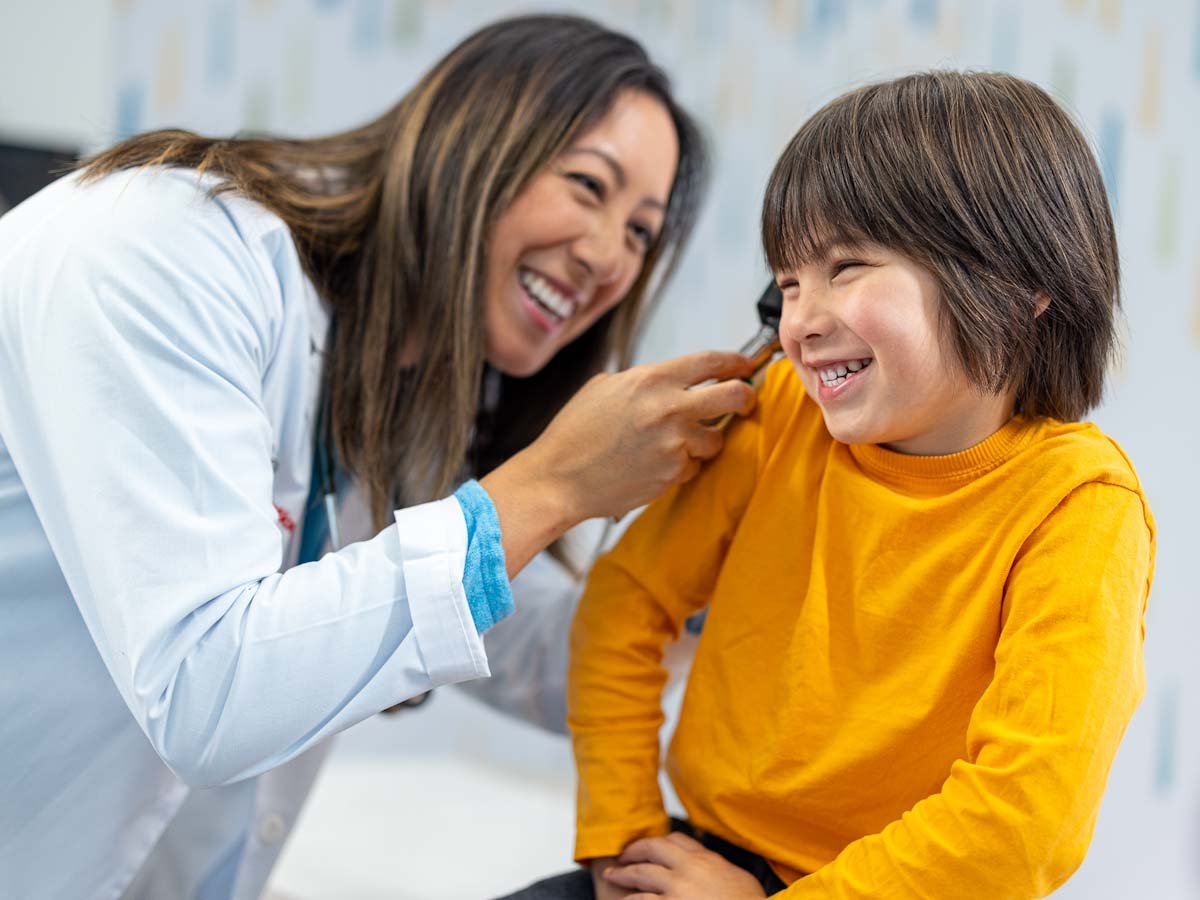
[816,357,873,388]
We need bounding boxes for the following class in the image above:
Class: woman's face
[483,89,680,377]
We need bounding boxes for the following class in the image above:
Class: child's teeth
[819,358,872,385]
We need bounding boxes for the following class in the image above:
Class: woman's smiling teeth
[519,268,578,322]
[819,357,873,387]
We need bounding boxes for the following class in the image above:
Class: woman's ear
[1033,291,1051,318]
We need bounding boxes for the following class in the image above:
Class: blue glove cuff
[453,479,514,634]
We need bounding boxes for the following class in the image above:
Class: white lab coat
[0,168,495,899]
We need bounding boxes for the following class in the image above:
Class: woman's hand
[481,351,756,576]
[600,833,767,899]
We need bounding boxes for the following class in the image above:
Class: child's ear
[1033,291,1051,318]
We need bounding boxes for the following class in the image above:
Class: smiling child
[501,70,1157,900]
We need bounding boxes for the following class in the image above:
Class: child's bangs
[763,127,880,271]
[762,90,907,274]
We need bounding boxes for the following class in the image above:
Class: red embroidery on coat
[275,504,296,534]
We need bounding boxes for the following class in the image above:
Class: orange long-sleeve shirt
[568,361,1154,898]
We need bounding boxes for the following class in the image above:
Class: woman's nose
[572,216,624,288]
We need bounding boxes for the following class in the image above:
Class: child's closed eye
[832,259,868,279]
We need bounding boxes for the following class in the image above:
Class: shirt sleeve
[782,481,1154,899]
[454,478,514,633]
[0,178,489,788]
[568,363,788,862]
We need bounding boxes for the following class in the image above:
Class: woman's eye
[832,260,864,278]
[568,172,605,199]
[628,222,655,249]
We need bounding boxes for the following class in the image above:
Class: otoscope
[707,281,784,428]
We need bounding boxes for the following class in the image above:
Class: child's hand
[601,832,767,898]
[590,856,638,899]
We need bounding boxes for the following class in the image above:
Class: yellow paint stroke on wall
[1050,50,1078,107]
[1098,0,1121,31]
[661,0,686,28]
[870,19,907,72]
[770,0,804,35]
[1138,30,1163,132]
[1061,0,1087,14]
[1192,246,1200,346]
[1155,155,1180,263]
[392,0,421,45]
[248,0,275,13]
[937,5,965,54]
[243,82,273,133]
[283,30,315,124]
[716,46,751,129]
[155,24,185,114]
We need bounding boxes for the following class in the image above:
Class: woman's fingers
[683,378,757,424]
[672,456,702,486]
[682,425,724,462]
[655,350,756,388]
[503,348,761,529]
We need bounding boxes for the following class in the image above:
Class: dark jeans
[493,819,789,898]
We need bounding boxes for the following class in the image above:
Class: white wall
[0,0,114,150]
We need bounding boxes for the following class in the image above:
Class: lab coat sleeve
[456,549,583,733]
[0,179,489,787]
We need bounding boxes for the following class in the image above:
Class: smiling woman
[485,90,680,378]
[0,14,758,900]
[79,15,713,528]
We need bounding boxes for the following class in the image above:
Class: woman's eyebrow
[561,147,668,211]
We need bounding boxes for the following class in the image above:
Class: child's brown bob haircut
[762,70,1119,422]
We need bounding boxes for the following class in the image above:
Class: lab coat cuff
[452,479,514,634]
[393,497,490,685]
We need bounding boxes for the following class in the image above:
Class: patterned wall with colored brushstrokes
[111,2,1199,897]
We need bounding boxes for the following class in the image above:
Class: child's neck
[880,391,1018,457]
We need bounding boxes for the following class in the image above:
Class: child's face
[776,242,1014,455]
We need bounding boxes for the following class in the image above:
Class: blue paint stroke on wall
[314,0,344,10]
[1153,683,1178,794]
[991,2,1020,70]
[353,0,384,53]
[1098,109,1124,213]
[693,2,728,48]
[812,0,848,33]
[116,83,144,139]
[1194,0,1200,78]
[206,1,236,88]
[910,0,938,31]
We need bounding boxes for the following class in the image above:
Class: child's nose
[782,290,835,342]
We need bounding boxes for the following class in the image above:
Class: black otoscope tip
[757,281,783,330]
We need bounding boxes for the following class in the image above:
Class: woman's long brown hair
[79,14,707,529]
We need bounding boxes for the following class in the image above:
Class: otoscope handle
[702,281,785,429]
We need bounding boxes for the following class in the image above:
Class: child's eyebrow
[801,237,869,265]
